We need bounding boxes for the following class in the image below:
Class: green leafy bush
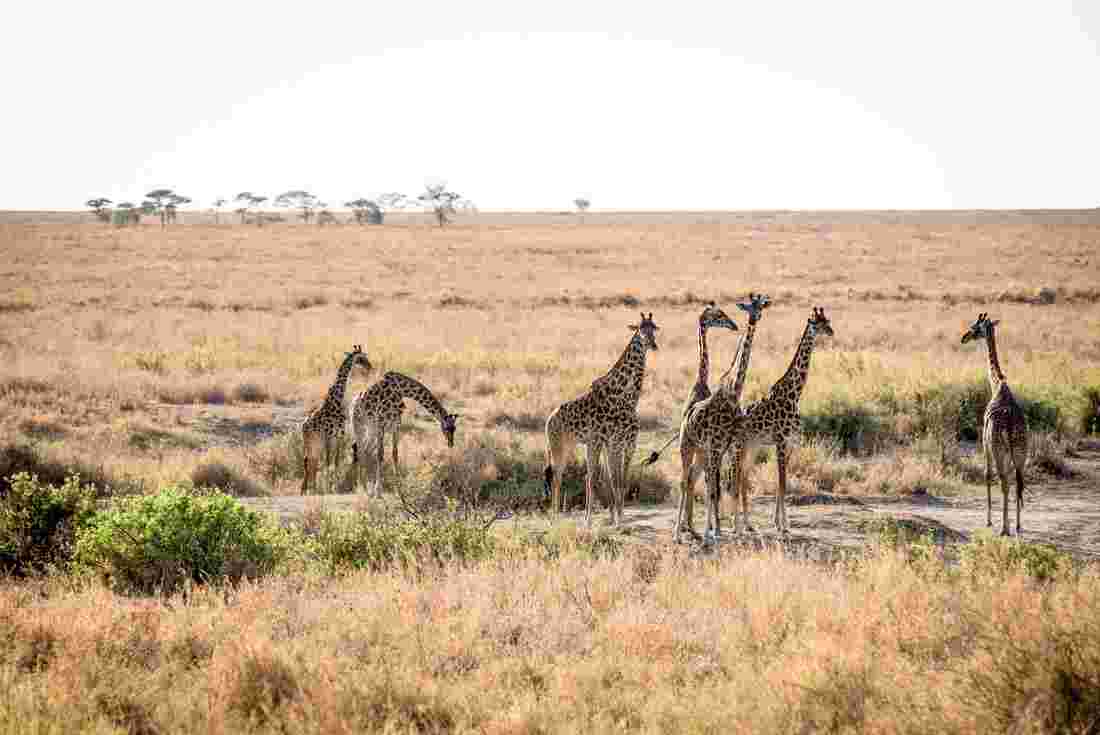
[312,507,495,573]
[0,472,98,576]
[802,396,885,454]
[75,487,295,594]
[958,530,1071,583]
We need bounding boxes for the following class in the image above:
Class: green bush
[312,507,496,573]
[0,472,98,576]
[802,396,885,454]
[75,487,295,595]
[958,530,1071,583]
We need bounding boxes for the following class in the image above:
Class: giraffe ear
[737,302,751,313]
[628,324,639,331]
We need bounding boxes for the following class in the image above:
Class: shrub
[312,507,495,572]
[0,443,129,498]
[232,382,270,403]
[802,396,885,454]
[958,530,1070,584]
[0,472,98,576]
[75,487,295,595]
[191,461,267,497]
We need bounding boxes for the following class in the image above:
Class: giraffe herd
[299,303,1030,543]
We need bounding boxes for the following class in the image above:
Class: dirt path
[242,445,1100,560]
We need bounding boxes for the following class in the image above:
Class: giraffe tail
[543,464,554,501]
[641,431,680,466]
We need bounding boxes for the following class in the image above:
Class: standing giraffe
[673,294,771,544]
[544,313,660,526]
[300,345,373,494]
[725,307,834,536]
[349,372,460,495]
[962,313,1029,536]
[643,302,739,467]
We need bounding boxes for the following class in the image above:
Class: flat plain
[3,211,1100,733]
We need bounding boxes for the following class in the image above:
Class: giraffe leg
[703,450,721,545]
[622,425,637,508]
[729,444,746,534]
[301,432,321,495]
[392,425,400,469]
[607,442,626,526]
[994,448,1011,536]
[584,442,604,527]
[738,446,755,533]
[1013,445,1027,536]
[774,437,789,535]
[675,443,701,543]
[545,426,574,514]
[375,427,386,496]
[984,445,994,528]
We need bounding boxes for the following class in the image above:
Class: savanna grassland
[3,215,1100,733]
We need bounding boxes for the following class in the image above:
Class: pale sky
[3,0,1098,210]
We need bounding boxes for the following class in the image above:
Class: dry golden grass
[3,219,1100,732]
[1,220,1099,496]
[2,540,1098,733]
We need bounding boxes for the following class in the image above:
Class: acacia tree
[113,202,141,226]
[417,181,473,227]
[345,198,383,225]
[86,197,112,223]
[211,197,227,225]
[274,190,320,223]
[234,192,268,225]
[142,189,190,227]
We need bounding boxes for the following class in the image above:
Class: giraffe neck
[386,372,448,420]
[723,315,759,404]
[324,353,358,408]
[984,328,1007,393]
[696,321,710,389]
[595,333,648,398]
[771,322,818,404]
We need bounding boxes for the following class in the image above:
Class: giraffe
[724,307,834,537]
[640,301,740,532]
[349,371,460,495]
[643,302,740,465]
[544,313,660,526]
[673,294,771,544]
[962,313,1029,536]
[300,345,373,494]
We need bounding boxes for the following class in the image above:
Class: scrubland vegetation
[2,216,1100,731]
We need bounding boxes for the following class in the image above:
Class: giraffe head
[699,301,738,332]
[808,307,834,337]
[628,312,660,351]
[347,344,373,375]
[736,292,772,325]
[440,413,460,447]
[961,312,998,344]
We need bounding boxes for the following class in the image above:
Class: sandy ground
[240,440,1100,560]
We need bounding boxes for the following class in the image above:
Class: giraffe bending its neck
[675,294,770,544]
[350,371,460,495]
[724,307,834,537]
[962,313,1029,536]
[300,345,373,494]
[545,312,660,526]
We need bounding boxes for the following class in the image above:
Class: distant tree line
[85,182,480,228]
